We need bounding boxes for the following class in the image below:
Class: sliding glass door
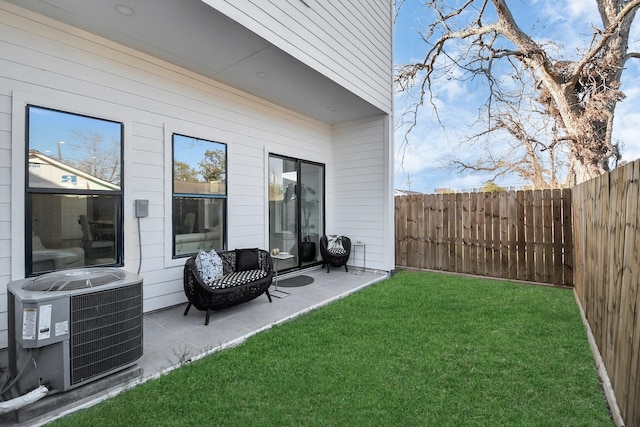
[269,155,324,271]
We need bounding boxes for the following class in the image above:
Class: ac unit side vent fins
[69,282,143,386]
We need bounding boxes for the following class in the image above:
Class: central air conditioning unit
[7,268,143,395]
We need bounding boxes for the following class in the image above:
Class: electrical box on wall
[135,199,148,218]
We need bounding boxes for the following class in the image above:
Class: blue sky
[393,0,640,193]
[28,106,121,162]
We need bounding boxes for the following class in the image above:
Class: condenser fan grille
[24,268,127,292]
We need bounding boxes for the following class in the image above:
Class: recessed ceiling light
[256,72,268,78]
[115,4,135,16]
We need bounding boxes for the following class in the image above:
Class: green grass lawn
[52,271,612,426]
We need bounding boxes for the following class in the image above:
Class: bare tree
[447,70,568,189]
[68,130,121,184]
[396,0,640,185]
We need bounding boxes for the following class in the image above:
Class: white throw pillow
[327,235,346,254]
[195,249,224,285]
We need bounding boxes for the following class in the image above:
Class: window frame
[24,104,125,275]
[171,132,228,259]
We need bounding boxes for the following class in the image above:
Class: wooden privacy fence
[395,189,573,286]
[573,159,640,427]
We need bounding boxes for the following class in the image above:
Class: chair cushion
[236,248,260,271]
[208,269,268,289]
[196,249,224,285]
[327,235,347,255]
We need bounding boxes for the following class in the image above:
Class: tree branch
[626,52,640,61]
[572,0,640,82]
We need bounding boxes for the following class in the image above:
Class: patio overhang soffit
[7,0,383,125]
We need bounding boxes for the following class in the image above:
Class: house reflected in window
[27,105,123,275]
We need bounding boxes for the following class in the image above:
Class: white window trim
[10,90,133,280]
[163,121,232,269]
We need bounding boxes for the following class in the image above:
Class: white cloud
[565,0,599,20]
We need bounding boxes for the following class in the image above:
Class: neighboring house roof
[394,189,423,196]
[28,150,120,191]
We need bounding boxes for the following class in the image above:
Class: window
[172,134,227,257]
[26,105,123,274]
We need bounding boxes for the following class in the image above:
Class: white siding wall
[0,3,337,348]
[331,116,394,272]
[209,0,393,114]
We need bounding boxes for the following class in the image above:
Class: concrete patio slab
[0,267,388,426]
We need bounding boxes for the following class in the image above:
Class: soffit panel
[5,0,382,124]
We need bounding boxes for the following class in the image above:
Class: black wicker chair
[320,235,351,273]
[183,249,273,325]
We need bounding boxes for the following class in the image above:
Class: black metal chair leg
[205,309,210,325]
[265,289,272,303]
[327,264,331,273]
[183,303,192,316]
[344,264,348,272]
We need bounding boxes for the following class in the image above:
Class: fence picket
[562,188,573,286]
[448,194,456,271]
[516,191,526,281]
[552,189,563,285]
[469,192,479,275]
[525,191,535,281]
[491,192,501,276]
[533,190,544,282]
[499,192,509,278]
[476,193,486,276]
[400,189,573,285]
[463,193,472,273]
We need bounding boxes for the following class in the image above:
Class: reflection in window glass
[28,106,122,189]
[173,134,226,195]
[30,194,119,273]
[26,105,123,275]
[173,134,227,257]
[173,198,225,256]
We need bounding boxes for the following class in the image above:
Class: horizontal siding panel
[129,163,163,180]
[130,149,164,167]
[331,116,389,271]
[0,148,9,167]
[334,180,384,193]
[0,239,9,257]
[140,253,170,272]
[0,111,9,132]
[0,203,9,221]
[334,200,384,211]
[334,150,385,164]
[334,157,384,170]
[143,292,186,313]
[331,174,384,185]
[143,294,185,313]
